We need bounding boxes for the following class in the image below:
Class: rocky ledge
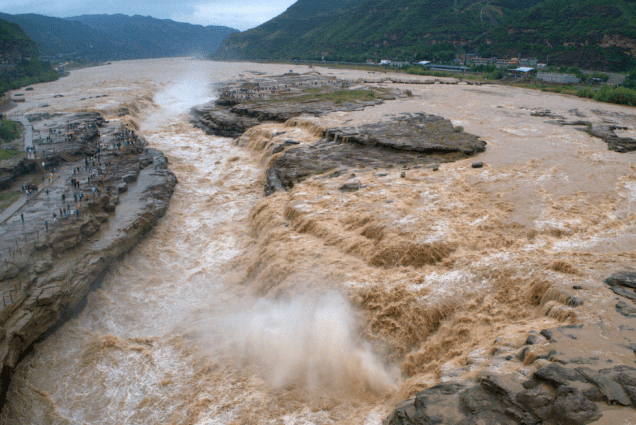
[193,74,487,197]
[529,108,636,153]
[385,270,636,425]
[386,363,636,425]
[0,113,177,407]
[191,72,396,138]
[584,124,636,153]
[257,113,486,196]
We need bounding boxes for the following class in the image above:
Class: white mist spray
[205,292,399,396]
[143,59,216,131]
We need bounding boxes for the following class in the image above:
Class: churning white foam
[201,292,399,396]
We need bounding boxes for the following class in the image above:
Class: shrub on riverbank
[594,85,636,106]
[0,120,20,142]
[577,88,595,98]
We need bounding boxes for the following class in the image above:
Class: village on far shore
[363,53,624,86]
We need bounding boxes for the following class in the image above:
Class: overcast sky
[0,0,297,30]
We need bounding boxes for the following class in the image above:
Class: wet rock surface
[607,271,636,317]
[191,72,395,138]
[585,124,636,153]
[385,271,636,424]
[385,364,636,425]
[261,113,486,196]
[193,74,487,197]
[0,112,176,407]
[529,108,636,153]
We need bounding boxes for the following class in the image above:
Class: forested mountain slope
[214,0,636,71]
[479,0,636,71]
[66,14,238,59]
[0,18,57,94]
[0,13,238,62]
[0,18,38,64]
[0,13,116,61]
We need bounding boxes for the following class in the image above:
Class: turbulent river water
[3,58,636,424]
[1,59,399,424]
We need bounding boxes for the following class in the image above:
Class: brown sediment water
[2,58,636,424]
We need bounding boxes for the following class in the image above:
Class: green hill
[214,0,544,61]
[66,14,238,59]
[214,0,636,71]
[0,18,38,63]
[0,18,57,94]
[477,0,636,71]
[0,13,239,62]
[0,13,118,62]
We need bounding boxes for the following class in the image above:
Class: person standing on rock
[21,213,24,224]
[45,220,48,232]
[62,194,66,202]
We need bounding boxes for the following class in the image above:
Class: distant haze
[0,0,297,30]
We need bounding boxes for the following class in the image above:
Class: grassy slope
[214,0,366,59]
[215,0,543,61]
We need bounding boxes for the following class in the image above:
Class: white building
[537,73,580,84]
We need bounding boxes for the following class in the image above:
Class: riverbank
[0,109,176,407]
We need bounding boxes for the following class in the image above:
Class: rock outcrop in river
[191,72,395,137]
[261,113,486,195]
[193,73,487,196]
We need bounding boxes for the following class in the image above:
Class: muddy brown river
[2,58,636,424]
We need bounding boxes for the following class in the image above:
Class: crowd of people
[10,123,143,237]
[20,183,38,197]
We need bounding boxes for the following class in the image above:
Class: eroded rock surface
[607,270,636,317]
[0,113,176,407]
[262,113,486,196]
[385,363,636,425]
[529,108,636,153]
[385,270,636,425]
[191,73,395,138]
[585,124,636,153]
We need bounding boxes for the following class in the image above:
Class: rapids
[3,58,636,424]
[1,59,398,424]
